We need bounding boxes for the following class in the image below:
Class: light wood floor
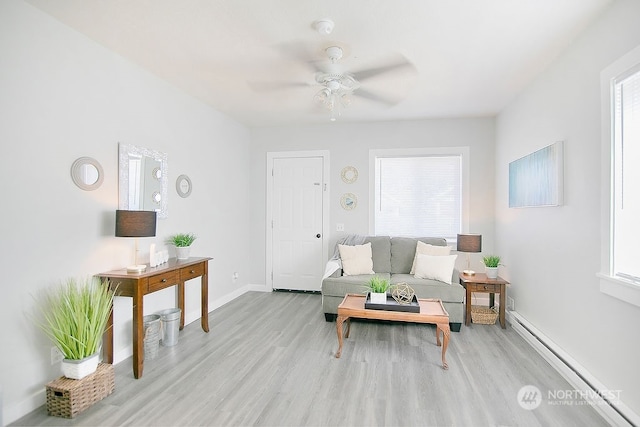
[13,291,610,426]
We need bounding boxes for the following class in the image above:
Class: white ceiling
[26,0,612,127]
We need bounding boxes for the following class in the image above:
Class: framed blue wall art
[509,141,564,208]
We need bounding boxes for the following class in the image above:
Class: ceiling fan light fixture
[325,46,343,62]
[313,19,334,35]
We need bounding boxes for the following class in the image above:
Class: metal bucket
[157,308,181,347]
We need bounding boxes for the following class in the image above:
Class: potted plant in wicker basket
[34,277,115,379]
[167,233,197,260]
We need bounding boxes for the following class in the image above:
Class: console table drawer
[181,264,205,281]
[470,283,500,292]
[148,271,179,292]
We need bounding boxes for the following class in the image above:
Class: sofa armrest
[329,268,342,278]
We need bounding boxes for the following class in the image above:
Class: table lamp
[456,234,482,276]
[115,210,157,273]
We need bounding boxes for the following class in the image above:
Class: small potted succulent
[34,277,115,379]
[366,275,390,304]
[167,233,197,260]
[482,255,501,279]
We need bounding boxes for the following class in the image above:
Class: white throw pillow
[410,241,452,274]
[338,242,375,276]
[413,253,458,284]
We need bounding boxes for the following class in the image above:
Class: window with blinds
[613,65,640,282]
[374,155,462,239]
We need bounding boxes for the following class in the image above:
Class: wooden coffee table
[335,294,451,370]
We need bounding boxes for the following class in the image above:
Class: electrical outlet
[507,296,515,311]
[336,223,345,232]
[51,346,64,365]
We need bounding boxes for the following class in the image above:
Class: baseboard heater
[507,311,638,427]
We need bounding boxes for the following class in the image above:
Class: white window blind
[374,155,462,238]
[613,66,640,282]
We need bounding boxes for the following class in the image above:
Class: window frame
[368,147,470,242]
[598,44,640,308]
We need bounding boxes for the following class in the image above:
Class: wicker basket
[46,363,114,418]
[471,305,499,325]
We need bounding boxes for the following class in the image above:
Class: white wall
[250,118,496,286]
[0,2,251,424]
[495,0,640,418]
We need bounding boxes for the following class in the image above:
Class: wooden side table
[459,272,509,329]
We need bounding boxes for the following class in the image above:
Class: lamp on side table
[457,234,482,275]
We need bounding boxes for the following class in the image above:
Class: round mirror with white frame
[71,157,104,191]
[176,174,192,198]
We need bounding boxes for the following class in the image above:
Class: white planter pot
[175,246,191,260]
[485,267,499,279]
[370,292,387,304]
[61,353,99,380]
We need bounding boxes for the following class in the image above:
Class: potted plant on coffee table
[35,277,115,379]
[167,233,197,260]
[366,275,390,304]
[483,255,501,279]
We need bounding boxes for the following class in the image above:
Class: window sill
[597,273,640,308]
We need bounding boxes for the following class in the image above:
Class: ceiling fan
[250,40,415,121]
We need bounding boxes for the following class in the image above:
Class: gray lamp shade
[115,210,157,237]
[457,234,482,253]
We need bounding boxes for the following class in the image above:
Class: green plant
[366,276,390,293]
[167,233,197,247]
[482,255,501,268]
[34,277,115,360]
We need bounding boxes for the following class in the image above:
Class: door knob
[316,234,321,238]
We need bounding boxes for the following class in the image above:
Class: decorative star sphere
[391,283,415,304]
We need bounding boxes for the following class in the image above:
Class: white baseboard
[507,310,639,427]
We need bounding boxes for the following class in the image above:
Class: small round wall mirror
[71,157,104,191]
[341,193,357,210]
[176,174,192,198]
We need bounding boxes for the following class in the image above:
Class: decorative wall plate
[341,193,357,210]
[341,166,358,184]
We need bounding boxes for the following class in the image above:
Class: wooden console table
[96,257,212,378]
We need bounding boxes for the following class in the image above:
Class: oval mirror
[71,157,104,191]
[176,174,192,198]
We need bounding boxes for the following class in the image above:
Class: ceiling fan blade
[351,60,414,82]
[248,81,310,92]
[274,42,324,73]
[353,88,402,106]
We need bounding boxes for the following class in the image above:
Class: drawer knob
[190,270,195,274]
[162,279,167,283]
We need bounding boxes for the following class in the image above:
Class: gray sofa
[321,236,464,332]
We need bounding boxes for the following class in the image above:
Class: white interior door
[271,156,325,291]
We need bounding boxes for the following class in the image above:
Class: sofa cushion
[390,274,464,303]
[391,237,448,274]
[338,243,375,275]
[364,236,391,273]
[322,273,391,297]
[413,253,458,284]
[410,241,452,274]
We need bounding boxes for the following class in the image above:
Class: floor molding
[506,310,639,427]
